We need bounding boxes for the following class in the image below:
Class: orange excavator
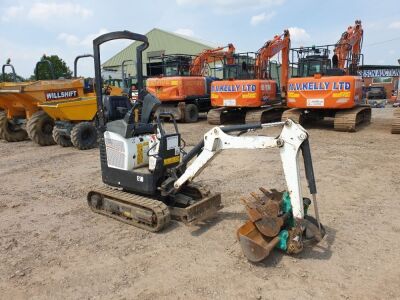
[208,29,290,124]
[146,44,235,122]
[282,20,371,131]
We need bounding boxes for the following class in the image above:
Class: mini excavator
[87,31,325,262]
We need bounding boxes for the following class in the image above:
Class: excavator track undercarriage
[87,184,222,232]
[333,105,371,132]
[282,105,371,132]
[244,106,285,124]
[391,108,400,134]
[207,106,284,125]
[207,107,245,125]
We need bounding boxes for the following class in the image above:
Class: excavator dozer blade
[237,220,280,262]
[169,193,223,224]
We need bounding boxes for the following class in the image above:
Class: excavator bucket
[237,188,296,262]
[241,188,285,237]
[237,220,280,262]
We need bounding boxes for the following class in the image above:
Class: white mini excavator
[87,31,325,262]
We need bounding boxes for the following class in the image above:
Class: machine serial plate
[307,99,324,107]
[224,99,236,106]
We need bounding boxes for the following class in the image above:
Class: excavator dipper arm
[173,119,313,220]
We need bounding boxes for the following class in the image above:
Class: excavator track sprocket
[87,186,171,232]
[391,108,400,134]
[244,106,284,124]
[333,105,371,132]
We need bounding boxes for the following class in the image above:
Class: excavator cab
[293,46,332,77]
[148,54,192,77]
[222,52,256,80]
[298,55,331,77]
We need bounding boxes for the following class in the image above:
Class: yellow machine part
[0,78,124,121]
[39,86,124,121]
[0,78,90,119]
[39,96,97,121]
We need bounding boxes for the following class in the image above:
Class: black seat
[103,95,132,122]
[105,93,159,139]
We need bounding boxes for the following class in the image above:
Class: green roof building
[101,28,217,81]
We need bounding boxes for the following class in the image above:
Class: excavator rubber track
[245,106,285,124]
[281,108,303,123]
[207,107,245,125]
[391,108,400,134]
[333,105,371,132]
[87,186,171,232]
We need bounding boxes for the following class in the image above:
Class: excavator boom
[333,20,363,71]
[189,44,236,76]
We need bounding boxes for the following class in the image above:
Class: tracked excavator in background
[282,20,371,132]
[146,44,236,122]
[87,30,325,263]
[207,29,290,125]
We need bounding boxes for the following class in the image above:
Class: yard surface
[1,107,399,299]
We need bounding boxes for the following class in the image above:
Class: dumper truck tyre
[184,104,199,123]
[26,111,56,146]
[52,127,72,147]
[71,122,98,150]
[0,111,28,142]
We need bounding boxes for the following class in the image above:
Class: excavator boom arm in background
[255,29,290,94]
[189,44,236,76]
[333,20,363,72]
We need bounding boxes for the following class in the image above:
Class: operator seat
[104,93,160,139]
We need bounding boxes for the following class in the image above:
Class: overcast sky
[1,0,399,78]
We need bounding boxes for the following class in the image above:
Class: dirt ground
[0,107,399,299]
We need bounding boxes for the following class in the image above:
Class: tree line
[0,55,72,82]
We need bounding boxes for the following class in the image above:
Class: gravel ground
[0,107,399,299]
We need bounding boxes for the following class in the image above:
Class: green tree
[31,54,72,80]
[0,73,25,82]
